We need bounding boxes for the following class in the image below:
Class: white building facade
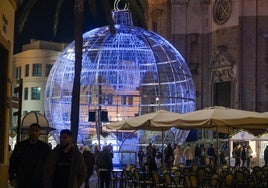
[13,40,66,116]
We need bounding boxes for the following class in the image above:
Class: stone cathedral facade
[146,0,268,112]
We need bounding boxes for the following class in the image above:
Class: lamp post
[97,76,102,148]
[88,76,102,148]
[94,76,109,148]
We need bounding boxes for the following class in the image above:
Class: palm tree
[71,0,84,145]
[15,0,148,144]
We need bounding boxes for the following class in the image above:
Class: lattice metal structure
[45,9,196,142]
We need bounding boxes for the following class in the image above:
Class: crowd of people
[137,142,229,172]
[136,141,268,174]
[232,144,253,169]
[7,123,268,188]
[8,123,113,188]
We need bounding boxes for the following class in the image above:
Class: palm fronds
[87,0,98,17]
[17,0,38,33]
[54,0,65,36]
[127,0,147,28]
[101,0,115,35]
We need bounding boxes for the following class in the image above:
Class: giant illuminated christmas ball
[45,9,196,141]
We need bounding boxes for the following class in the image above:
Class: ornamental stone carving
[209,46,235,83]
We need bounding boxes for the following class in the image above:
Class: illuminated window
[104,94,113,105]
[32,64,42,76]
[31,87,41,100]
[63,112,69,121]
[122,96,127,105]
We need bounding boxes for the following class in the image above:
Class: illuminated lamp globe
[44,9,196,143]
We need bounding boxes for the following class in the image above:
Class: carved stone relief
[209,45,235,83]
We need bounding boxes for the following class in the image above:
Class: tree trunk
[71,0,84,144]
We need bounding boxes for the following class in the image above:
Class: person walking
[164,143,174,168]
[173,145,184,166]
[146,143,153,157]
[93,144,100,164]
[96,146,113,188]
[138,147,145,167]
[241,146,247,167]
[200,144,206,166]
[8,123,51,188]
[43,129,87,188]
[143,155,157,172]
[207,144,217,166]
[83,146,95,188]
[219,142,228,166]
[233,145,241,167]
[155,149,163,168]
[264,145,268,166]
[194,144,201,165]
[183,144,194,167]
[246,145,253,169]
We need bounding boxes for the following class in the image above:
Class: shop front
[230,131,268,167]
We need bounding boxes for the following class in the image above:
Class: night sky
[14,1,108,53]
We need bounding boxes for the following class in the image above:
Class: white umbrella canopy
[107,107,268,138]
[247,111,268,135]
[107,110,182,131]
[173,106,268,135]
[107,110,184,159]
[20,112,56,135]
[171,106,268,167]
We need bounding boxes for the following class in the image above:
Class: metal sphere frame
[45,10,196,142]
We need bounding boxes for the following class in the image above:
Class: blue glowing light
[45,10,195,142]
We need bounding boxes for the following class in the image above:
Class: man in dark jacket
[138,147,145,167]
[194,144,201,165]
[9,123,51,188]
[43,129,87,188]
[207,144,217,166]
[82,146,95,188]
[96,146,113,188]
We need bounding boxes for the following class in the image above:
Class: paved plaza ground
[86,172,99,188]
[8,172,99,188]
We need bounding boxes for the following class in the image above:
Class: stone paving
[8,172,99,188]
[86,172,99,188]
